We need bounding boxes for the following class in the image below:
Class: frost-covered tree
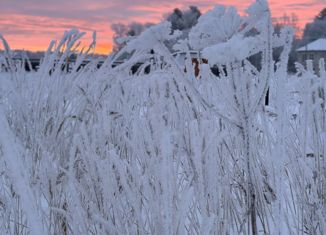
[166,6,201,32]
[111,6,201,53]
[302,8,326,45]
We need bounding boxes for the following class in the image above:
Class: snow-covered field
[1,1,326,234]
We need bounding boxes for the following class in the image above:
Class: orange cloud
[0,13,113,54]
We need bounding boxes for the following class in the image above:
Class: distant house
[297,38,326,73]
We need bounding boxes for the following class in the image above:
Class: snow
[202,35,258,64]
[297,38,326,52]
[189,5,243,50]
[1,1,326,234]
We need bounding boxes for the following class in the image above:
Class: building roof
[297,38,326,52]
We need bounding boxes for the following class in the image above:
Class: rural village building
[297,38,326,73]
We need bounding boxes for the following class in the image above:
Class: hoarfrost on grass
[0,0,326,234]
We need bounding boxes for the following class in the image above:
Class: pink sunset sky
[0,0,325,54]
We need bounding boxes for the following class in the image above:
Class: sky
[0,0,325,54]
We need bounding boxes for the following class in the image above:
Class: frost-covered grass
[1,1,326,234]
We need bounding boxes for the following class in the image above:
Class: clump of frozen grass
[0,1,326,234]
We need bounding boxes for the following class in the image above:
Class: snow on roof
[297,38,326,52]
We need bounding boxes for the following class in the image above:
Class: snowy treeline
[0,0,326,234]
